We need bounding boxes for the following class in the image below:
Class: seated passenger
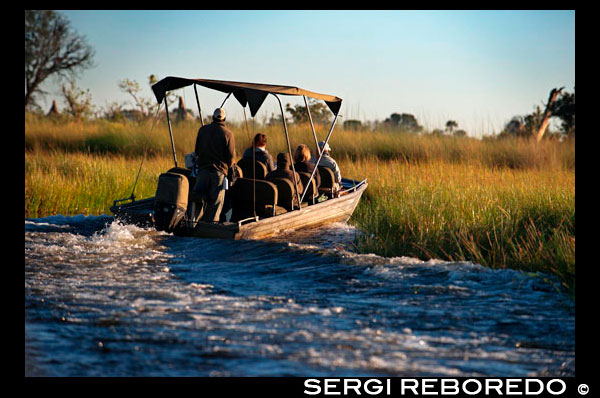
[311,141,341,189]
[266,152,304,195]
[293,144,320,190]
[242,133,275,172]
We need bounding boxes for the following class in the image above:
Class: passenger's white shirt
[310,153,341,183]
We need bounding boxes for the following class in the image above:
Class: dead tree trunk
[536,87,564,142]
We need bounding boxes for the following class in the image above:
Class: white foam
[25,220,71,229]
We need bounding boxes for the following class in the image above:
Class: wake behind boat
[111,76,367,239]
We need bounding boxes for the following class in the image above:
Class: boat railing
[182,215,258,230]
[237,216,260,226]
[339,178,368,195]
[112,193,136,208]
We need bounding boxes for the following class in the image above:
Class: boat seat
[267,177,303,211]
[167,167,191,177]
[231,163,243,180]
[298,172,318,205]
[237,158,268,180]
[318,166,336,198]
[268,178,294,211]
[230,178,286,221]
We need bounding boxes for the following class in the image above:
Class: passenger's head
[294,144,311,163]
[253,133,268,148]
[276,152,291,168]
[318,141,331,154]
[212,108,226,122]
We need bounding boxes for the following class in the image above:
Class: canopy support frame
[272,93,303,210]
[220,92,232,108]
[164,97,178,168]
[304,95,321,158]
[193,84,204,127]
[157,78,343,215]
[243,106,257,219]
[299,112,339,204]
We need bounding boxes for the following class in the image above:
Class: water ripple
[25,216,574,376]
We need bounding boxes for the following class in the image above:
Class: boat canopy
[151,76,342,117]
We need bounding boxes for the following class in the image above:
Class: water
[25,215,574,377]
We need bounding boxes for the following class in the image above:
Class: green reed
[26,113,574,170]
[25,114,575,294]
[25,151,172,217]
[340,158,575,295]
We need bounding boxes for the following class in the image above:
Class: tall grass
[25,151,171,217]
[24,114,575,294]
[25,113,171,157]
[26,113,575,171]
[340,157,575,295]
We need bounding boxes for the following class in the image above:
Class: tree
[384,113,422,133]
[268,112,286,126]
[445,120,458,134]
[60,79,95,120]
[118,75,176,119]
[285,98,332,124]
[118,78,155,118]
[25,10,95,109]
[535,87,563,142]
[551,88,575,137]
[500,106,551,139]
[102,101,125,121]
[500,116,527,138]
[343,120,362,131]
[524,106,543,137]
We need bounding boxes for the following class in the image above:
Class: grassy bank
[340,158,574,294]
[26,113,575,170]
[24,115,575,294]
[25,151,171,217]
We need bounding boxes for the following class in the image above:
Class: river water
[25,215,574,377]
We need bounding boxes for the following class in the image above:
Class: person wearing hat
[192,108,236,222]
[311,141,342,186]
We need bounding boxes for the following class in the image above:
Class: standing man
[192,108,236,222]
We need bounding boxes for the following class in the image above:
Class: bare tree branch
[25,10,95,109]
[536,87,564,142]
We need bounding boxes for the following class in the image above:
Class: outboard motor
[153,172,189,232]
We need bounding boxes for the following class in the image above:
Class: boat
[110,76,367,240]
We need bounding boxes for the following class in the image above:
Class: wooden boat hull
[186,181,366,240]
[111,179,367,240]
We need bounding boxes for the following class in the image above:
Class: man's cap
[318,141,331,152]
[213,108,226,121]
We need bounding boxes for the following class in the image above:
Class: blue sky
[40,10,575,136]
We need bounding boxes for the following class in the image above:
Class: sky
[38,10,575,137]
